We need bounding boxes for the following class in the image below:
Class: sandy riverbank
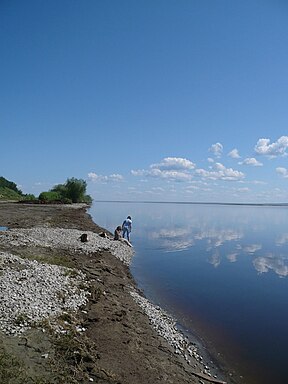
[0,202,233,384]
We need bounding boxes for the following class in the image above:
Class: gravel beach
[0,202,233,384]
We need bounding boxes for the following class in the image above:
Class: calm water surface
[89,202,288,384]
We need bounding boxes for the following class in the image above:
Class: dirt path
[0,203,232,384]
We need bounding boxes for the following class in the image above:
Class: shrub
[82,194,93,204]
[21,194,37,201]
[0,176,23,195]
[39,191,61,202]
[0,187,22,201]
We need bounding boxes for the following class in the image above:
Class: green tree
[65,178,87,203]
[51,183,67,197]
[50,178,92,204]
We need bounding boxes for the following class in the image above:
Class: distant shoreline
[93,200,288,207]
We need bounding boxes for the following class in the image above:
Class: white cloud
[150,187,165,193]
[131,169,147,177]
[132,157,195,182]
[132,168,193,182]
[209,142,223,157]
[250,180,267,185]
[88,172,124,183]
[276,167,288,178]
[131,169,146,177]
[241,157,263,167]
[196,162,245,181]
[185,185,200,191]
[132,157,245,184]
[150,157,195,170]
[237,187,250,192]
[228,148,240,159]
[254,136,288,157]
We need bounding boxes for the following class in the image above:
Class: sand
[0,202,234,384]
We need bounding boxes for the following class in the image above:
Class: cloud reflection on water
[150,228,195,252]
[276,233,288,246]
[149,221,288,278]
[208,250,221,267]
[242,244,262,254]
[226,252,238,262]
[253,254,288,277]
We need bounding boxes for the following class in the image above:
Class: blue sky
[1,0,288,203]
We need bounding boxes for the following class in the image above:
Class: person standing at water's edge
[122,215,132,241]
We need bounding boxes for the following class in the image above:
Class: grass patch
[42,315,100,384]
[15,248,75,269]
[0,349,47,384]
[0,186,22,201]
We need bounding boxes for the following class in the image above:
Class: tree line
[0,176,92,204]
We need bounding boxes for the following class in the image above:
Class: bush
[0,176,23,195]
[83,194,93,204]
[21,194,37,201]
[0,187,22,201]
[39,191,61,202]
[62,197,73,204]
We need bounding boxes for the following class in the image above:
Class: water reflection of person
[114,225,132,247]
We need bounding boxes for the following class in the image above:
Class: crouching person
[114,226,132,247]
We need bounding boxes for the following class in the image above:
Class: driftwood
[191,370,227,384]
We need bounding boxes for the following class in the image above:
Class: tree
[65,178,87,203]
[51,183,67,197]
[50,177,92,204]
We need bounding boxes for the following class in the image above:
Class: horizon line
[92,200,288,207]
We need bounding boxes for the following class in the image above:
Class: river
[89,201,288,384]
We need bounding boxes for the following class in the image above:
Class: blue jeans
[122,227,130,241]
